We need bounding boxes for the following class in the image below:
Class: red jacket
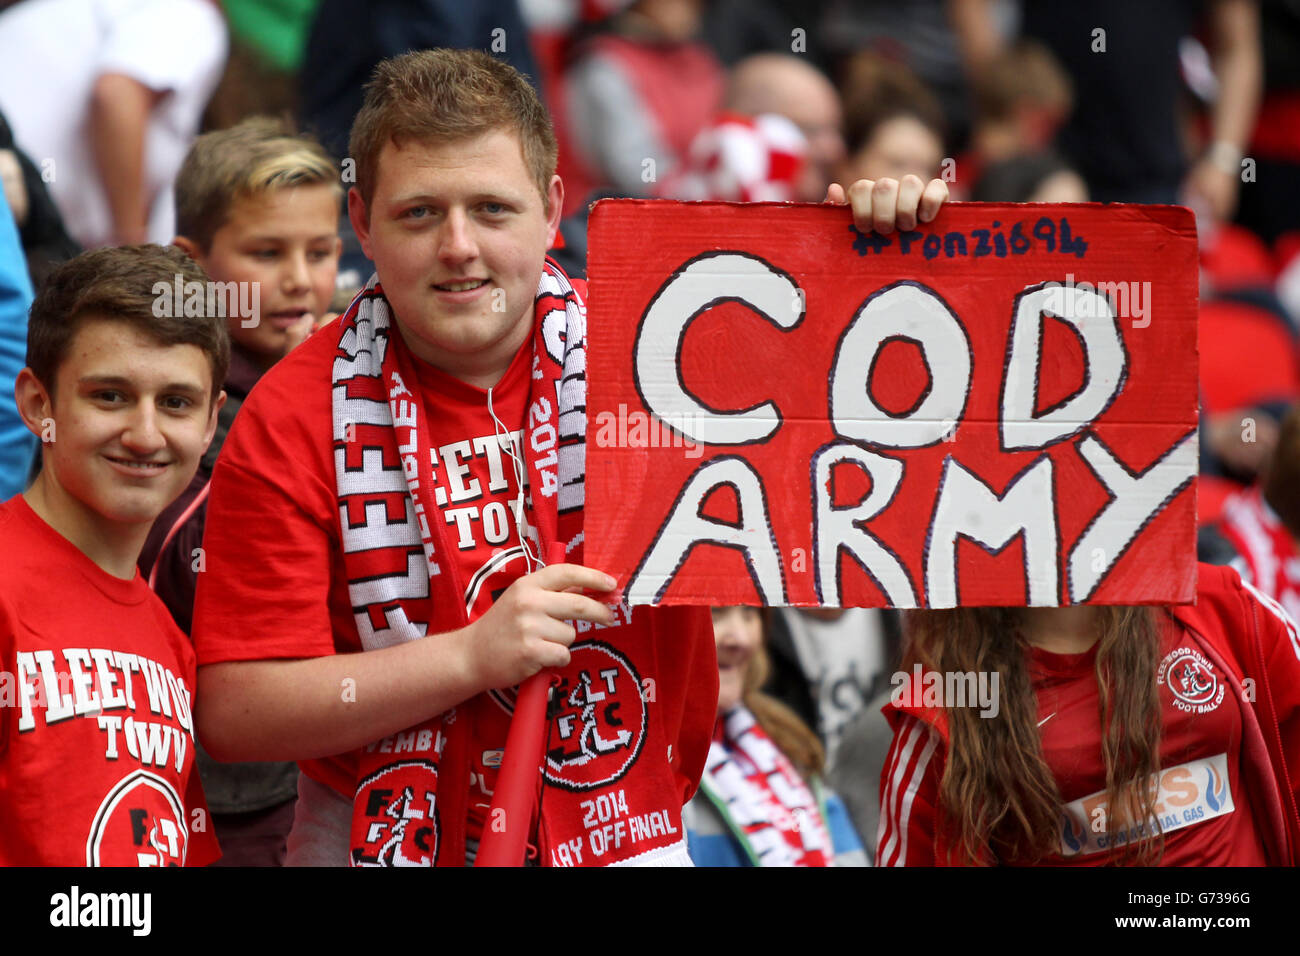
[876,564,1300,865]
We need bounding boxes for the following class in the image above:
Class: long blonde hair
[905,605,1164,864]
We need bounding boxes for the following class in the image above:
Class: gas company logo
[351,760,440,867]
[1059,753,1232,856]
[1157,646,1225,713]
[544,642,648,792]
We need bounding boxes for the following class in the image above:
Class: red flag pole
[475,543,566,866]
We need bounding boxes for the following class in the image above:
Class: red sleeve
[1237,574,1300,813]
[876,712,943,866]
[0,595,12,761]
[662,606,717,805]
[190,357,342,665]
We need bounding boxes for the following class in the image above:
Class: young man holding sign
[190,48,949,866]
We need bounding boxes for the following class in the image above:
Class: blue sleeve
[682,793,752,867]
[0,190,34,500]
[823,789,869,866]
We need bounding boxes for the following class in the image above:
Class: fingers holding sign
[826,174,949,233]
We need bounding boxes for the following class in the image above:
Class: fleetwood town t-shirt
[1031,616,1269,865]
[0,496,219,865]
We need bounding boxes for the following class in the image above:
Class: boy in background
[1,244,225,865]
[141,117,342,865]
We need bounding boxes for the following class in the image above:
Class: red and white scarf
[705,705,833,866]
[1220,486,1300,625]
[332,260,687,866]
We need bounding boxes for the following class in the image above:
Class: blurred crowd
[0,0,1297,867]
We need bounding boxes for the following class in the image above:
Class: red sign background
[585,201,1198,607]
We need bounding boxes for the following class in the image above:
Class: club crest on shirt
[544,642,648,792]
[86,770,189,867]
[351,759,440,867]
[1157,646,1225,713]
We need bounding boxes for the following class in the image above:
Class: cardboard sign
[585,201,1198,607]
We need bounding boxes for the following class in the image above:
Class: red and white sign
[585,201,1199,607]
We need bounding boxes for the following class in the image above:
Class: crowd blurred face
[842,115,944,185]
[789,96,846,203]
[727,55,846,202]
[349,128,563,387]
[1028,169,1089,203]
[177,185,341,370]
[1015,103,1068,154]
[632,0,705,41]
[712,605,763,716]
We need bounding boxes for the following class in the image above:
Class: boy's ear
[202,388,227,451]
[14,368,53,439]
[172,235,204,264]
[347,188,373,260]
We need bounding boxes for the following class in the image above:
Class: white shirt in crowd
[0,0,227,248]
[779,608,889,770]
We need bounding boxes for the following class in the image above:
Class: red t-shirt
[879,614,1271,866]
[1032,616,1268,865]
[0,497,220,866]
[410,338,531,840]
[192,319,717,852]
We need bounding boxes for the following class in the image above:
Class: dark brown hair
[905,605,1163,865]
[973,39,1073,123]
[27,245,230,403]
[838,52,947,154]
[348,48,557,213]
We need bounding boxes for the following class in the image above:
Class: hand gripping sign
[585,201,1199,607]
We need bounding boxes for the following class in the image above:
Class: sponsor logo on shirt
[1157,646,1225,713]
[1059,753,1233,856]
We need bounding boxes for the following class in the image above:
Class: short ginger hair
[348,48,557,214]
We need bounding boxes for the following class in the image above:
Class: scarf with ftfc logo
[330,259,705,866]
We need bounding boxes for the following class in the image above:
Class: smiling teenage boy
[191,48,948,866]
[0,244,225,865]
